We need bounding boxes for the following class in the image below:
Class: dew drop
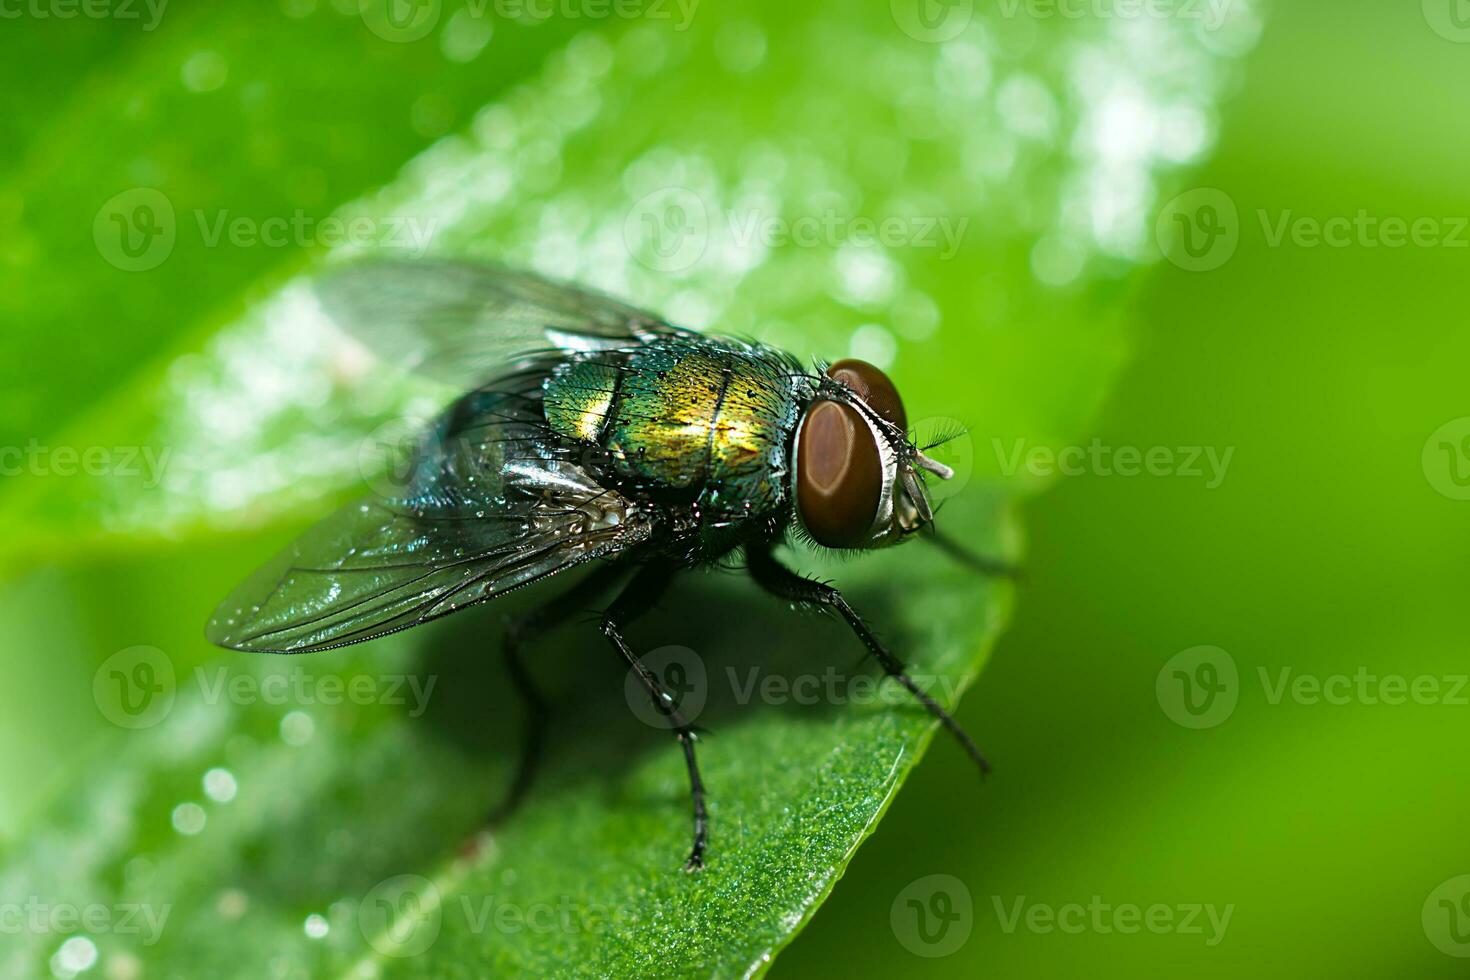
[280,710,314,746]
[172,802,207,836]
[181,51,228,93]
[204,767,238,803]
[441,8,492,63]
[217,888,248,920]
[54,936,97,975]
[849,323,897,369]
[105,951,143,980]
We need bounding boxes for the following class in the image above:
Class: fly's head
[791,358,954,551]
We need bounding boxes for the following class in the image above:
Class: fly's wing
[207,374,652,653]
[314,259,691,389]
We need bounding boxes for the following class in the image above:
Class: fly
[207,260,1011,870]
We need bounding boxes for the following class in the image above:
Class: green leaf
[3,497,1014,979]
[0,3,1255,976]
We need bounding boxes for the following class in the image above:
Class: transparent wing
[207,374,651,653]
[313,259,690,388]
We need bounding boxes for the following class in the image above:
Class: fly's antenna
[918,422,969,452]
[914,451,954,480]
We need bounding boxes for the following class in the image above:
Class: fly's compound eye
[826,358,907,433]
[796,400,883,548]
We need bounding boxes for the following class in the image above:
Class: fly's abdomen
[543,340,800,517]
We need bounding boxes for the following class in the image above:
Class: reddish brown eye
[827,359,907,432]
[796,400,883,548]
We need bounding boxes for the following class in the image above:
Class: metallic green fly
[207,260,1006,870]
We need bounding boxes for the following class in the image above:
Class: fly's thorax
[542,339,804,518]
[543,358,621,444]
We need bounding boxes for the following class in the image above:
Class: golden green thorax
[543,338,804,518]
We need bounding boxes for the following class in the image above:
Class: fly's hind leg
[487,563,628,827]
[599,562,710,871]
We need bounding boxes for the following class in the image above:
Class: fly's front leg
[601,562,710,871]
[924,527,1022,581]
[746,544,990,776]
[489,563,628,826]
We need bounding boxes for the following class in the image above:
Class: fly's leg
[600,563,710,871]
[924,527,1021,580]
[488,564,627,827]
[746,545,990,776]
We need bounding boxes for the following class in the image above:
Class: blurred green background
[3,0,1468,977]
[784,4,1470,978]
